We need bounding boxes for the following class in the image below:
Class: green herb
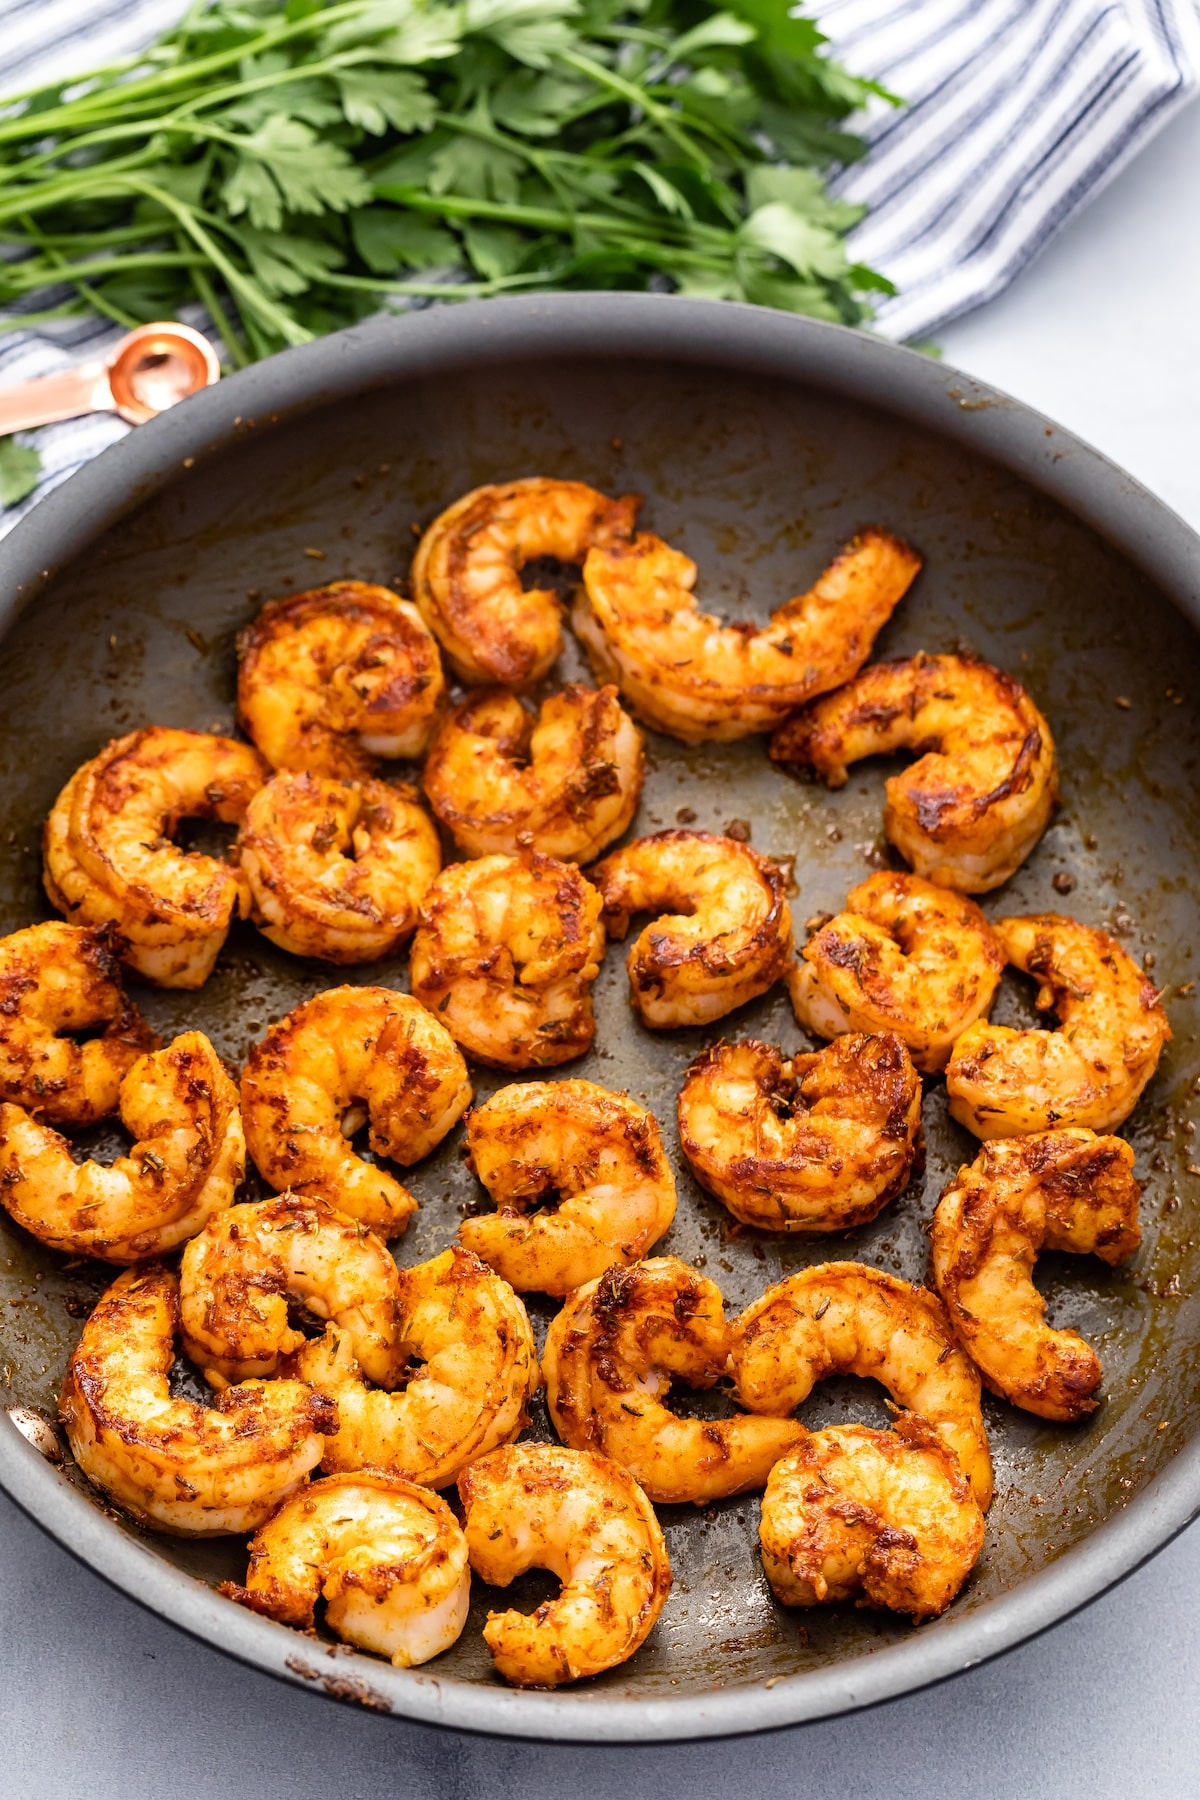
[0,436,42,504]
[0,0,896,374]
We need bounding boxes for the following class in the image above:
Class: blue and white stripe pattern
[822,0,1200,341]
[0,0,1197,532]
[0,1,202,533]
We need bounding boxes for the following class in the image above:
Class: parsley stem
[0,153,159,223]
[2,251,203,288]
[187,256,248,368]
[0,300,87,331]
[0,52,152,112]
[374,180,731,248]
[166,47,383,120]
[0,0,374,145]
[15,212,143,328]
[556,48,711,169]
[125,177,312,345]
[322,270,551,298]
[3,221,176,252]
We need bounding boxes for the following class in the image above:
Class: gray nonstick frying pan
[0,293,1197,1741]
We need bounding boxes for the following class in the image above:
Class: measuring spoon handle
[0,362,113,434]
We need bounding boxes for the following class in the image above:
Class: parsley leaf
[222,116,373,229]
[464,0,584,69]
[336,67,437,134]
[329,1,465,63]
[739,201,851,279]
[745,163,862,231]
[489,69,590,135]
[428,104,525,202]
[0,437,43,507]
[219,60,344,131]
[460,218,527,276]
[351,205,460,270]
[241,228,346,294]
[665,13,758,61]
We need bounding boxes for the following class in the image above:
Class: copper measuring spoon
[0,321,220,434]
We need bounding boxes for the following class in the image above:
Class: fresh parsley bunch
[0,0,895,382]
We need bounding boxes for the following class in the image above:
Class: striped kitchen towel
[1,0,1198,534]
[823,0,1200,342]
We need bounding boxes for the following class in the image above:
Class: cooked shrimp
[239,771,440,964]
[411,479,640,687]
[460,1080,676,1295]
[789,873,1004,1073]
[292,1244,538,1488]
[44,727,266,988]
[771,653,1057,892]
[0,921,156,1124]
[930,1130,1141,1420]
[224,1472,470,1666]
[0,1031,244,1263]
[544,1258,805,1504]
[760,1417,985,1621]
[241,987,472,1234]
[179,1193,405,1390]
[409,851,605,1070]
[236,582,446,777]
[458,1443,671,1687]
[731,1262,993,1508]
[60,1264,333,1535]
[589,830,792,1028]
[677,1034,922,1233]
[421,684,643,861]
[575,527,921,743]
[945,914,1170,1137]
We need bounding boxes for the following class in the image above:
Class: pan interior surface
[1,338,1198,1732]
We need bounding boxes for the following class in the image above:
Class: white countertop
[3,96,1199,1800]
[938,97,1200,535]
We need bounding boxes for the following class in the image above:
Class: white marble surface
[2,1489,1198,1798]
[3,94,1200,1800]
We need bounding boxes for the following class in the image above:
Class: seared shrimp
[946,914,1170,1137]
[411,479,640,687]
[239,771,440,964]
[771,653,1057,892]
[732,1263,993,1508]
[677,1034,922,1233]
[409,851,605,1070]
[459,1443,671,1687]
[460,1080,676,1295]
[589,830,793,1028]
[237,582,446,777]
[60,1264,333,1535]
[241,987,472,1234]
[422,684,643,862]
[0,921,156,1124]
[576,527,921,743]
[930,1130,1141,1420]
[790,873,1004,1073]
[544,1258,805,1504]
[180,1194,404,1390]
[224,1472,470,1666]
[44,727,266,988]
[0,1031,244,1263]
[760,1418,985,1621]
[293,1244,538,1488]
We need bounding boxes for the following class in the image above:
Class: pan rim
[1,290,1198,1741]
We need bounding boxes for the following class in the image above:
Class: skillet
[0,292,1198,1741]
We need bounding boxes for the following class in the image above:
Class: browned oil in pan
[0,298,1197,1738]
